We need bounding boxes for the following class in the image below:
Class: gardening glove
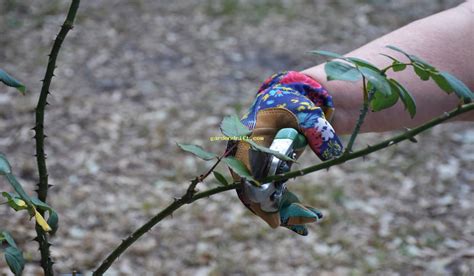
[227,71,343,235]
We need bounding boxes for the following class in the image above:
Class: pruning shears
[243,128,307,212]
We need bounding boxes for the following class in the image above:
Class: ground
[0,0,473,275]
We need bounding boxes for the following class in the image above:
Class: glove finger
[240,71,292,128]
[278,71,335,120]
[257,71,288,94]
[261,91,342,161]
[304,206,324,220]
[285,224,309,236]
[280,190,324,225]
[280,202,319,226]
[299,113,343,160]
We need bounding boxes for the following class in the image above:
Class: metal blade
[248,148,271,180]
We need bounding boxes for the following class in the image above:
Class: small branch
[344,76,374,154]
[33,1,80,275]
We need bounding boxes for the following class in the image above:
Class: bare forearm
[302,1,474,134]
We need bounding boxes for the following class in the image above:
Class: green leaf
[430,72,452,93]
[246,140,295,162]
[324,61,361,82]
[0,153,12,175]
[213,171,229,186]
[370,81,399,112]
[386,45,436,70]
[309,50,344,59]
[1,231,18,248]
[346,57,380,72]
[0,69,26,95]
[4,246,25,276]
[408,55,435,70]
[380,53,401,63]
[439,71,474,102]
[223,157,258,184]
[413,63,430,81]
[1,192,28,211]
[390,79,416,118]
[392,62,407,72]
[4,174,33,207]
[0,153,33,207]
[30,197,59,234]
[220,115,251,138]
[359,67,391,96]
[177,143,217,161]
[380,54,407,72]
[386,45,410,59]
[30,197,51,210]
[47,211,59,235]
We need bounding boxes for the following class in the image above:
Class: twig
[93,103,473,274]
[344,76,374,154]
[33,1,80,275]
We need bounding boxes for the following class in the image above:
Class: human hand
[227,71,343,235]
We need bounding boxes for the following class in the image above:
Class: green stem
[344,76,374,154]
[33,1,80,275]
[94,103,472,274]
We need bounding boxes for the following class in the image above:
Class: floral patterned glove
[228,71,343,235]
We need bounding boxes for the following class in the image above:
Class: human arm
[301,0,474,134]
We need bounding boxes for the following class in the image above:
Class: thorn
[408,137,418,143]
[48,184,54,188]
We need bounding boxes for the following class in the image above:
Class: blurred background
[1,0,473,275]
